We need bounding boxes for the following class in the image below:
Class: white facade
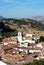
[3,41,17,45]
[29,50,41,53]
[26,34,33,37]
[18,32,22,43]
[36,44,42,48]
[24,40,35,43]
[0,61,7,65]
[3,42,8,45]
[24,43,28,47]
[19,48,41,54]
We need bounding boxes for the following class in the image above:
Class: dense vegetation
[13,19,44,31]
[10,19,44,31]
[0,22,18,38]
[0,18,44,31]
[23,59,44,65]
[39,36,44,42]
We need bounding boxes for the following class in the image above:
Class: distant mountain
[0,16,3,19]
[31,16,44,24]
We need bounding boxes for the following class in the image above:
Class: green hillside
[0,18,44,39]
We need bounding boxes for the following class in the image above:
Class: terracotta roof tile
[13,54,24,61]
[18,47,42,50]
[6,49,19,54]
[2,45,12,51]
[0,49,4,54]
[2,54,17,64]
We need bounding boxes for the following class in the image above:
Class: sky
[0,0,44,18]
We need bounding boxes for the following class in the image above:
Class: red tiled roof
[6,49,19,54]
[2,44,18,51]
[2,54,16,64]
[13,54,24,61]
[2,45,12,50]
[2,37,17,42]
[18,47,42,50]
[0,49,4,54]
[29,43,36,46]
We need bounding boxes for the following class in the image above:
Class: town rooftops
[2,37,17,42]
[7,43,18,48]
[26,37,32,40]
[6,49,19,54]
[2,54,24,64]
[2,54,17,64]
[18,46,42,50]
[0,42,3,44]
[2,45,12,51]
[2,44,18,51]
[29,43,36,46]
[0,49,4,54]
[13,54,24,61]
[41,42,44,46]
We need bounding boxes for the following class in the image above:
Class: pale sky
[0,0,44,18]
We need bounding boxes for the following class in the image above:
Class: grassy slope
[0,18,44,38]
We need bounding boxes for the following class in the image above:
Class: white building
[36,44,42,48]
[26,34,33,37]
[0,61,7,65]
[24,40,35,43]
[18,32,22,43]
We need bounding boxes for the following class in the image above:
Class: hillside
[0,18,44,39]
[31,16,44,24]
[2,18,44,31]
[0,22,18,38]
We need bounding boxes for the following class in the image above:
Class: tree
[39,36,44,42]
[23,59,44,65]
